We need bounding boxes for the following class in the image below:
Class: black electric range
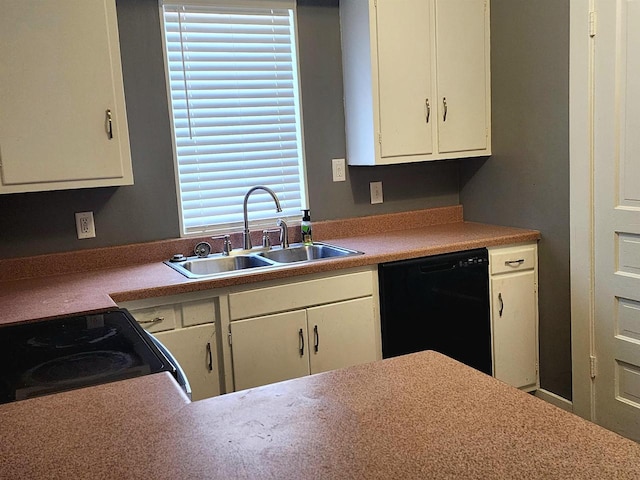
[0,309,181,404]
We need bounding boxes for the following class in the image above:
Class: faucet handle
[261,229,280,248]
[211,234,232,255]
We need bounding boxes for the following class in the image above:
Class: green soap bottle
[301,209,313,245]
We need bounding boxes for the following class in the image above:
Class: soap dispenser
[301,209,313,245]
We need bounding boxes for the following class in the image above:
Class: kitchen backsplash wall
[0,0,460,259]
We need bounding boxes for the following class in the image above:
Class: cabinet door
[435,0,488,153]
[230,310,310,391]
[0,0,131,192]
[376,0,433,158]
[154,324,220,401]
[491,271,537,389]
[307,297,378,375]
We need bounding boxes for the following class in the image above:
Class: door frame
[569,0,596,420]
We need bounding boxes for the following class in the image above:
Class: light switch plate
[332,158,346,182]
[370,181,383,204]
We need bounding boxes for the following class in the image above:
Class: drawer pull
[139,316,164,324]
[299,328,305,357]
[498,293,504,317]
[505,259,525,266]
[425,98,431,123]
[314,325,319,353]
[206,342,213,371]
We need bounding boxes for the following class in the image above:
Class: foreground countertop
[0,207,539,325]
[1,351,638,479]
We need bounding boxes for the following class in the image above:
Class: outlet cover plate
[370,181,383,204]
[332,158,346,182]
[75,211,96,239]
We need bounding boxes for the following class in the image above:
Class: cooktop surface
[0,309,173,404]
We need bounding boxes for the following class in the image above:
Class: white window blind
[162,2,307,235]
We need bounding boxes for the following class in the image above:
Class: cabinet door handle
[425,98,431,123]
[498,292,504,317]
[314,325,319,353]
[442,97,448,122]
[139,316,164,325]
[105,109,113,139]
[299,328,305,356]
[505,259,525,266]
[206,342,213,371]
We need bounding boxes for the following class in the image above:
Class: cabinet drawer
[489,245,537,275]
[128,305,177,333]
[229,270,374,320]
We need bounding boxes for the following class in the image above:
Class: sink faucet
[243,186,282,250]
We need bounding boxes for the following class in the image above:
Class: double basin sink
[165,242,363,279]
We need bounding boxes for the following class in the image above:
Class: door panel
[491,271,537,389]
[435,0,487,153]
[230,310,310,391]
[0,0,126,185]
[154,324,220,401]
[594,0,640,440]
[376,0,433,158]
[306,297,378,374]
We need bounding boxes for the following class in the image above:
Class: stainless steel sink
[257,243,362,264]
[166,255,273,279]
[165,242,363,278]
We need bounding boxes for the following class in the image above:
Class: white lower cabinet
[226,268,381,391]
[488,243,539,391]
[120,294,222,401]
[230,310,310,391]
[307,297,377,375]
[154,324,219,401]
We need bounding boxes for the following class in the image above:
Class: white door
[376,0,433,158]
[593,0,640,440]
[154,324,220,401]
[435,0,488,153]
[306,297,378,375]
[230,310,310,391]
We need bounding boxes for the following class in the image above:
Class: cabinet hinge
[589,10,597,37]
[590,355,597,379]
[378,133,382,146]
[228,330,232,346]
[373,0,377,7]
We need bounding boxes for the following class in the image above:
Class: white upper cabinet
[376,1,434,158]
[341,0,491,165]
[0,0,133,194]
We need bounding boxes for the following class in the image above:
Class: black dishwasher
[379,248,492,375]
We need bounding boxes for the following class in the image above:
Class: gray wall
[459,0,571,399]
[0,0,459,259]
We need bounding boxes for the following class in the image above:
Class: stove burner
[26,326,118,349]
[21,350,135,387]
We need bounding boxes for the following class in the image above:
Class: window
[161,0,307,236]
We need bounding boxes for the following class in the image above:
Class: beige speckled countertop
[2,351,639,479]
[0,206,539,325]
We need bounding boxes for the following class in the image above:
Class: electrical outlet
[75,211,96,239]
[332,158,346,182]
[370,181,383,204]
